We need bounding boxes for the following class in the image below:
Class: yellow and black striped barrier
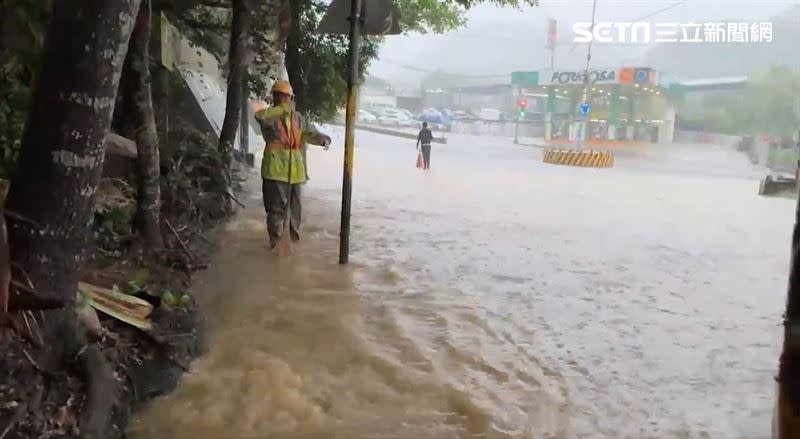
[543,149,614,168]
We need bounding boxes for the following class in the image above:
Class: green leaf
[131,268,150,288]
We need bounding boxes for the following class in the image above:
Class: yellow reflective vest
[254,104,326,183]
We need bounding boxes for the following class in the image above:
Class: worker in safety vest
[253,80,331,248]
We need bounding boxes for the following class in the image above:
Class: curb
[543,149,614,168]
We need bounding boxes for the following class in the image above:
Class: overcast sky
[370,0,798,87]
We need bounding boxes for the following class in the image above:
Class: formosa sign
[541,69,617,85]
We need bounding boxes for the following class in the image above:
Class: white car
[378,113,415,127]
[479,108,503,121]
[396,108,415,119]
[358,110,377,124]
[379,108,405,118]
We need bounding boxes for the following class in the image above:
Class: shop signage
[511,71,539,87]
[545,69,616,85]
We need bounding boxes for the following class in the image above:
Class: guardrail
[331,122,448,144]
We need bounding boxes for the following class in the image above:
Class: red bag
[416,151,424,169]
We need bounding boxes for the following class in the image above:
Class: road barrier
[543,149,614,168]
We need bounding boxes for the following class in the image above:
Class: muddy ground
[0,230,217,439]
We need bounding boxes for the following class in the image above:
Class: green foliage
[682,66,800,137]
[0,0,49,179]
[395,0,466,33]
[396,0,539,33]
[93,180,137,237]
[0,79,28,178]
[161,289,192,310]
[248,0,287,98]
[162,128,232,223]
[287,0,539,121]
[286,0,379,121]
[126,268,151,294]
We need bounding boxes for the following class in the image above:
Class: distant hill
[373,19,649,86]
[402,20,647,75]
[642,4,800,80]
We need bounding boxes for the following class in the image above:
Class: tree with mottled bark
[125,0,165,250]
[5,0,141,308]
[218,0,252,193]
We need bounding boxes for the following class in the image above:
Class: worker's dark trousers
[262,178,302,247]
[421,144,431,169]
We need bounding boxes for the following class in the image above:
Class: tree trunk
[240,74,250,154]
[284,0,303,108]
[6,0,141,306]
[218,0,252,185]
[127,0,164,250]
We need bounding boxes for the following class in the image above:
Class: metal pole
[576,0,598,151]
[513,90,520,144]
[338,0,362,264]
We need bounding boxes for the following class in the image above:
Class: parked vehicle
[452,110,478,121]
[379,108,407,118]
[358,110,377,124]
[363,103,393,115]
[378,113,416,127]
[479,108,503,121]
[396,108,415,119]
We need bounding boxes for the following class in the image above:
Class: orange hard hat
[271,80,294,96]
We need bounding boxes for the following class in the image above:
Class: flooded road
[133,130,793,438]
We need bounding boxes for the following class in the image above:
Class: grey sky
[370,1,797,87]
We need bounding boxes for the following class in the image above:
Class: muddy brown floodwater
[132,130,792,438]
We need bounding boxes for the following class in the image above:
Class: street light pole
[576,0,598,151]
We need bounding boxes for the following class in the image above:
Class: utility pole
[547,18,556,70]
[545,19,556,143]
[576,0,598,151]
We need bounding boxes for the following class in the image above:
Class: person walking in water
[253,80,331,248]
[416,122,433,170]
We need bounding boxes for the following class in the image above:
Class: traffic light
[518,98,528,117]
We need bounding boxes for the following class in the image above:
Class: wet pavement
[132,130,793,438]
